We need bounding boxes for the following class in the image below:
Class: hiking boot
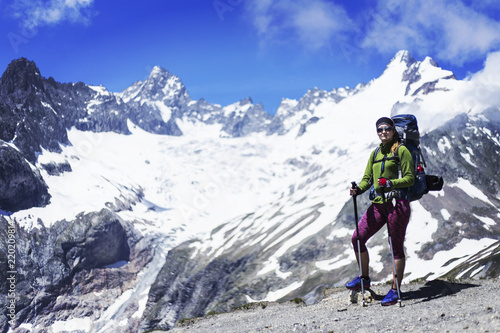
[345,276,371,290]
[381,288,398,306]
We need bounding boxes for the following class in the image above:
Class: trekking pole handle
[351,181,360,233]
[351,181,359,197]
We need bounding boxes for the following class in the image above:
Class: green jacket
[358,141,415,203]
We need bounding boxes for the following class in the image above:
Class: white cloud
[465,50,500,109]
[472,51,500,83]
[361,0,500,65]
[244,0,500,65]
[245,0,353,51]
[10,0,95,30]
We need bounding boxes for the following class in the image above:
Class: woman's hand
[378,177,392,188]
[350,186,362,196]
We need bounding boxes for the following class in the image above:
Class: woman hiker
[346,117,415,306]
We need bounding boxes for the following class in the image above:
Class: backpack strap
[372,146,400,174]
[370,144,411,201]
[395,145,402,178]
[371,146,381,164]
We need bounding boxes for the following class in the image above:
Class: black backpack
[371,114,443,201]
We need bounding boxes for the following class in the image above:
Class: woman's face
[377,124,394,144]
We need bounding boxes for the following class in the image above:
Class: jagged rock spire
[0,57,44,96]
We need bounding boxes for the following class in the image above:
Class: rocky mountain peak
[391,50,416,66]
[147,66,181,88]
[295,88,327,110]
[239,97,254,106]
[2,57,41,77]
[149,65,167,77]
[400,54,456,96]
[120,66,191,107]
[423,56,439,68]
[147,66,187,95]
[0,57,44,96]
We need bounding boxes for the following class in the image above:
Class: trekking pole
[351,181,366,307]
[379,185,402,307]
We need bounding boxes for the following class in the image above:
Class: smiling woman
[347,116,415,306]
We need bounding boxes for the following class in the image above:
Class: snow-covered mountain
[118,65,273,137]
[0,50,499,332]
[268,85,362,135]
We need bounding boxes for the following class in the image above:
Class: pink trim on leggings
[351,200,411,259]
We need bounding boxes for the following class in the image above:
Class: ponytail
[390,130,400,154]
[390,140,399,155]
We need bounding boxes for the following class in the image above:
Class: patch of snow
[51,317,92,333]
[456,264,485,280]
[89,85,110,94]
[40,101,57,115]
[474,214,496,230]
[449,178,495,207]
[437,137,452,154]
[246,281,304,303]
[368,245,384,274]
[153,101,172,122]
[326,227,352,240]
[460,152,476,167]
[17,324,33,332]
[408,238,497,280]
[315,248,355,271]
[441,209,451,220]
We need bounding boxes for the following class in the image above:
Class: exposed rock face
[442,240,500,279]
[59,212,131,273]
[0,59,70,163]
[222,99,272,137]
[39,161,72,176]
[0,144,50,213]
[0,104,17,142]
[141,243,254,331]
[0,209,153,333]
[297,116,320,137]
[422,110,500,193]
[416,110,500,258]
[119,67,185,136]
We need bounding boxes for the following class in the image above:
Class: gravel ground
[161,278,500,333]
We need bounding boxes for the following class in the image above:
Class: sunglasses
[377,126,393,133]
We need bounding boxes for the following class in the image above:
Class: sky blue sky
[1,0,500,114]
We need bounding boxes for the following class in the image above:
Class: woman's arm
[358,150,375,192]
